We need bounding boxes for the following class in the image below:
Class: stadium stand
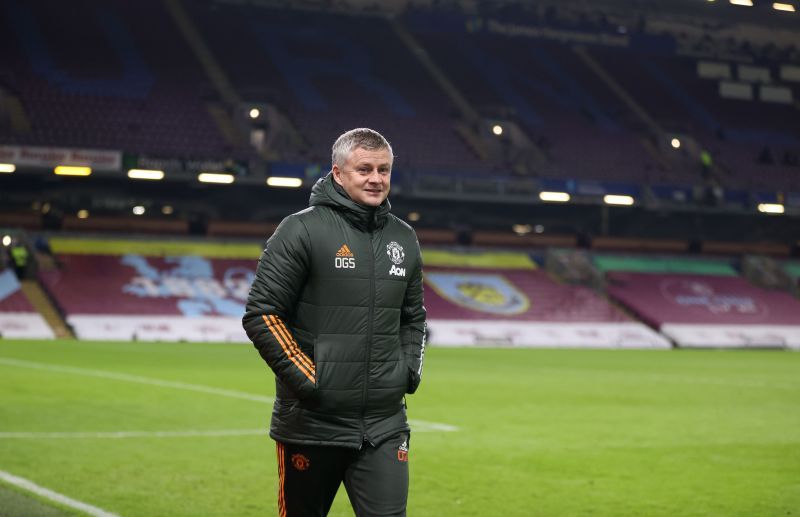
[588,46,800,191]
[0,0,239,159]
[421,250,669,348]
[600,255,800,348]
[187,3,489,174]
[406,11,663,183]
[4,227,800,349]
[27,238,676,347]
[40,252,253,341]
[1,0,798,212]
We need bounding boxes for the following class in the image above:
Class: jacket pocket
[300,336,362,416]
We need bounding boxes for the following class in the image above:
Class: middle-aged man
[243,128,426,516]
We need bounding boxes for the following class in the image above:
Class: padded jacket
[242,173,426,448]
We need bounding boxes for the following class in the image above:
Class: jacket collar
[309,173,390,232]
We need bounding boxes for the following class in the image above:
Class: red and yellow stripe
[263,315,315,383]
[276,442,287,517]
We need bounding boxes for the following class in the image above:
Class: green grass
[1,340,798,516]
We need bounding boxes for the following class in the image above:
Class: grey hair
[331,128,393,168]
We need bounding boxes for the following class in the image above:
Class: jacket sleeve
[400,237,426,394]
[242,215,316,399]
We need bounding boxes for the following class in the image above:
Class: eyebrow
[352,161,392,168]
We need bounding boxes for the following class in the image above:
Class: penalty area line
[0,469,119,517]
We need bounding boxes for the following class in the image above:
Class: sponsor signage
[68,315,248,342]
[123,154,247,176]
[428,320,671,349]
[485,19,629,47]
[661,324,800,349]
[0,145,121,171]
[0,314,55,339]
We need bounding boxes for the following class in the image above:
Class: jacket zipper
[360,229,376,448]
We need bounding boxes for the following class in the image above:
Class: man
[243,128,426,516]
[10,238,29,279]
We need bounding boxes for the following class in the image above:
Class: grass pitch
[0,340,798,516]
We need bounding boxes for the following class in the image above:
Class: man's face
[332,147,392,207]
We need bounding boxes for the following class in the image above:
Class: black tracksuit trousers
[275,432,409,517]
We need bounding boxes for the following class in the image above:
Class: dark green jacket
[243,173,426,448]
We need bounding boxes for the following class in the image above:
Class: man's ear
[332,165,343,185]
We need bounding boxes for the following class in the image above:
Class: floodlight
[266,177,302,188]
[603,195,635,206]
[54,166,92,176]
[198,173,235,184]
[539,191,570,202]
[757,203,784,214]
[128,169,165,180]
[773,2,796,11]
[512,224,532,235]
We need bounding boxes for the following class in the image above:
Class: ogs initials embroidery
[335,244,355,269]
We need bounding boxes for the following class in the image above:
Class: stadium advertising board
[0,270,54,339]
[0,314,56,339]
[661,324,800,349]
[428,320,670,348]
[0,145,121,171]
[123,154,248,176]
[67,315,247,343]
[485,19,629,46]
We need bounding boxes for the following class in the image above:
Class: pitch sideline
[0,357,460,432]
[0,469,119,517]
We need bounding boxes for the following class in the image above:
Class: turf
[0,340,798,516]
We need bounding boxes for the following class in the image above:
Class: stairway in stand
[20,280,73,339]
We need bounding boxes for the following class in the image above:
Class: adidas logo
[335,244,356,269]
[336,244,354,257]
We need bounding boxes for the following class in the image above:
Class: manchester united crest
[386,242,405,265]
[291,453,310,471]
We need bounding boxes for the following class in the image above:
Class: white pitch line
[0,422,458,440]
[0,357,275,403]
[0,469,119,517]
[0,429,267,439]
[0,357,460,432]
[408,420,459,432]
